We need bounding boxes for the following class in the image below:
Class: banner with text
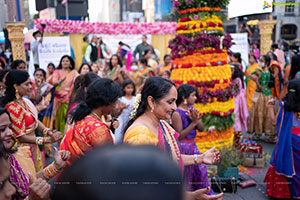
[230,33,249,72]
[38,36,71,70]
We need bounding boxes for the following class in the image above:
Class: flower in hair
[129,94,142,120]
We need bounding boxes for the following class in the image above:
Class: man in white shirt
[31,31,43,69]
[84,35,99,66]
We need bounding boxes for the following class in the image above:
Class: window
[281,24,297,40]
[285,0,295,13]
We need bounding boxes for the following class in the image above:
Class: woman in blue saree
[264,79,300,199]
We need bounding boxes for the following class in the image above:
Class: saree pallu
[53,70,78,136]
[177,139,213,193]
[60,115,113,167]
[39,87,55,156]
[248,92,275,136]
[9,153,30,200]
[55,103,68,137]
[264,103,300,198]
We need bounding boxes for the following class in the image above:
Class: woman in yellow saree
[245,55,259,110]
[1,70,62,172]
[123,77,223,200]
[52,55,78,137]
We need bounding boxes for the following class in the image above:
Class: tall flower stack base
[170,0,234,152]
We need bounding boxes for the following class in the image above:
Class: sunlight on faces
[14,78,32,97]
[0,113,15,151]
[150,86,177,120]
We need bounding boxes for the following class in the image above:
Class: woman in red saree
[123,77,223,200]
[60,78,122,167]
[1,70,62,173]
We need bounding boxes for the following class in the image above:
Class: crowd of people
[0,32,299,199]
[232,43,300,198]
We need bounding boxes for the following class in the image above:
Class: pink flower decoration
[194,15,199,20]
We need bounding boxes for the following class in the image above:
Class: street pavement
[222,133,276,200]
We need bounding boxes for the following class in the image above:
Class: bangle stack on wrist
[42,162,60,180]
[43,128,50,135]
[35,137,44,145]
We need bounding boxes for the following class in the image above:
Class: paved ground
[222,133,276,200]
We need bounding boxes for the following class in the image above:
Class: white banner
[230,33,249,72]
[92,34,152,59]
[38,36,71,71]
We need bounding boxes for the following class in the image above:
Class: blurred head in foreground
[53,145,184,200]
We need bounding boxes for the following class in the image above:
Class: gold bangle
[43,128,50,135]
[35,137,44,145]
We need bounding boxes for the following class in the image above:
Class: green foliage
[201,114,235,132]
[217,147,243,175]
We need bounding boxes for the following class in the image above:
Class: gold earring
[184,99,188,105]
[15,89,21,100]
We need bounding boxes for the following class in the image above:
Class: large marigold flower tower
[169,0,235,152]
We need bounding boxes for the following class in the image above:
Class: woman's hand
[53,147,71,170]
[112,119,120,130]
[202,146,220,165]
[39,97,49,111]
[35,78,43,89]
[48,130,62,142]
[28,173,51,200]
[188,109,199,125]
[189,187,223,200]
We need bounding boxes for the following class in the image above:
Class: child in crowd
[128,61,141,85]
[171,84,214,193]
[114,79,136,144]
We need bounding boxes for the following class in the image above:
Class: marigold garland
[172,51,228,67]
[179,7,221,14]
[177,25,224,35]
[193,99,235,114]
[171,64,231,83]
[177,15,222,26]
[195,128,234,152]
